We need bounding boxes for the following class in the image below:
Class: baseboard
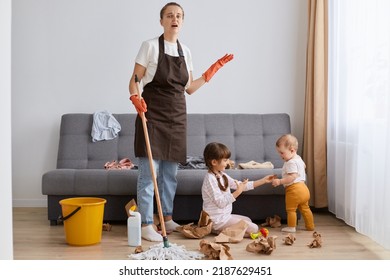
[13,198,47,207]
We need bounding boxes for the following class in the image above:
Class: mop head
[129,243,204,260]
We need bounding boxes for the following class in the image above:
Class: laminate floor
[12,207,390,260]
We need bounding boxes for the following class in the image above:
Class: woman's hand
[202,54,234,82]
[130,95,147,116]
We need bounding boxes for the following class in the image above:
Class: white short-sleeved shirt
[282,154,306,186]
[135,37,193,88]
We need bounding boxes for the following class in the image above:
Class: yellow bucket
[59,197,106,246]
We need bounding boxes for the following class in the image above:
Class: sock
[281,227,296,233]
[164,220,180,232]
[141,225,163,242]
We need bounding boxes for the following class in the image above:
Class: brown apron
[134,35,189,163]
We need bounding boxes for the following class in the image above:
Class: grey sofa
[42,113,291,225]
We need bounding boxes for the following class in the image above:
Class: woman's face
[160,5,184,35]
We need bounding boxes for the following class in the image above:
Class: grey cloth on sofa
[42,113,291,225]
[91,110,121,142]
[178,156,206,169]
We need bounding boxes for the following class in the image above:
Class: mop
[128,75,204,260]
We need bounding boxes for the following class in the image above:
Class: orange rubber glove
[202,53,234,82]
[130,95,147,115]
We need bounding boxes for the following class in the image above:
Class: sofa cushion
[186,114,289,168]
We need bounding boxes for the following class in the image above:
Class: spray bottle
[127,205,141,246]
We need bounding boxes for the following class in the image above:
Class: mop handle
[134,75,168,244]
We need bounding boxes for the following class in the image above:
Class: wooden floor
[12,207,390,260]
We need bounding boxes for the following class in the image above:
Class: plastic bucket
[59,197,106,246]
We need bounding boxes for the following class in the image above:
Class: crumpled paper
[225,159,235,169]
[308,231,322,248]
[238,161,274,169]
[125,199,137,216]
[102,223,112,231]
[214,220,248,243]
[261,215,282,228]
[177,210,213,239]
[199,239,233,260]
[246,236,278,255]
[282,233,296,245]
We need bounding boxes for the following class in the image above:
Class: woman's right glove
[130,95,147,115]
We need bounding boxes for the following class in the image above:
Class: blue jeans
[136,157,178,225]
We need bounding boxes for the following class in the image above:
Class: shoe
[281,227,296,233]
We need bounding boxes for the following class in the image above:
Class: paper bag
[199,239,233,260]
[214,220,248,243]
[125,199,137,217]
[246,235,278,255]
[177,210,213,239]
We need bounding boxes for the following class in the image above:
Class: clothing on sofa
[178,156,206,169]
[91,110,121,142]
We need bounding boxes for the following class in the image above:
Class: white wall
[1,0,14,259]
[11,0,307,206]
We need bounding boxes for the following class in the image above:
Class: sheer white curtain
[328,0,390,249]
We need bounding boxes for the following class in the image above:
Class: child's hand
[235,179,248,192]
[272,178,281,187]
[263,174,277,184]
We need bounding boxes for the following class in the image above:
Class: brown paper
[261,215,282,228]
[199,239,233,260]
[214,220,248,243]
[177,210,213,239]
[125,199,137,217]
[225,159,235,169]
[308,231,322,248]
[102,223,112,231]
[282,233,296,245]
[246,236,278,255]
[134,246,143,254]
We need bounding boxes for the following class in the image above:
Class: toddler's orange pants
[285,182,315,230]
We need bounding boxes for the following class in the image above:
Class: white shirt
[135,37,193,88]
[282,154,306,186]
[201,172,254,229]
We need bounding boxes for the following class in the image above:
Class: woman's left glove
[202,53,234,82]
[130,95,147,115]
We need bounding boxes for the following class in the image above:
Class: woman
[128,2,233,241]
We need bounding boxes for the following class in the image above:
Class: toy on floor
[250,227,269,239]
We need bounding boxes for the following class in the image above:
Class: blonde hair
[276,134,298,151]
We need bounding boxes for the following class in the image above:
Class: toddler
[272,134,315,233]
